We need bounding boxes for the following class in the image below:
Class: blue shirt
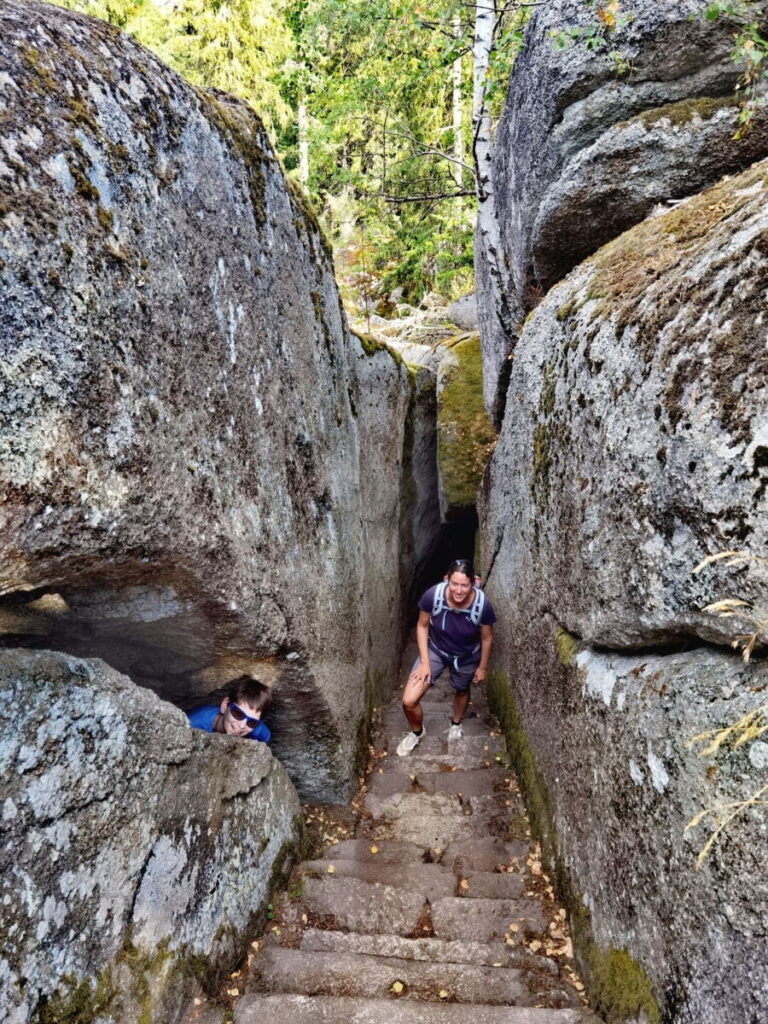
[419,584,496,657]
[187,705,271,743]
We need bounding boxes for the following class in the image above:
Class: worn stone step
[369,766,511,801]
[234,995,594,1024]
[364,788,462,822]
[431,897,549,943]
[459,871,526,900]
[249,946,535,1005]
[369,805,492,848]
[383,706,492,738]
[442,837,530,873]
[300,876,427,936]
[299,928,559,975]
[179,999,226,1024]
[298,859,455,902]
[321,839,429,864]
[379,749,505,773]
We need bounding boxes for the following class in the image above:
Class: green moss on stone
[555,299,577,322]
[97,206,114,231]
[437,332,497,508]
[285,176,334,263]
[639,94,737,130]
[32,972,116,1024]
[486,670,661,1024]
[554,626,580,666]
[201,93,267,230]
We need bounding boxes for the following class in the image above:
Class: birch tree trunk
[472,0,518,424]
[452,13,464,188]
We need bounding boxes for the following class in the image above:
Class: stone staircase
[187,650,600,1024]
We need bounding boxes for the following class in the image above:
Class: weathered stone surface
[480,161,768,1022]
[431,898,549,943]
[298,859,456,902]
[0,648,301,1024]
[250,946,531,1004]
[479,0,759,415]
[235,995,593,1024]
[447,292,479,332]
[0,0,431,801]
[299,876,426,936]
[482,162,768,649]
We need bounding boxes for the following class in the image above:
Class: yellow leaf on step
[458,878,469,892]
[301,914,308,924]
[391,981,404,994]
[508,923,519,933]
[327,864,335,873]
[528,940,542,952]
[492,962,503,967]
[439,990,448,999]
[370,845,379,854]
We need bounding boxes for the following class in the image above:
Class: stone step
[368,766,510,800]
[298,859,456,902]
[179,999,226,1024]
[379,749,505,773]
[300,876,427,936]
[234,995,594,1024]
[383,706,493,738]
[442,837,531,873]
[321,839,429,864]
[431,897,549,943]
[368,806,492,848]
[249,946,534,1005]
[385,734,504,759]
[460,871,526,900]
[299,928,558,975]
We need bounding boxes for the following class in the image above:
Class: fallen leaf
[458,878,469,892]
[439,990,448,999]
[528,940,542,952]
[370,845,379,854]
[391,981,404,994]
[227,988,239,997]
[575,981,585,991]
[301,913,308,924]
[504,936,516,945]
[529,860,542,875]
[194,999,201,1006]
[327,864,335,873]
[491,962,503,967]
[508,923,519,933]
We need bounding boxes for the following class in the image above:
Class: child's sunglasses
[228,702,260,729]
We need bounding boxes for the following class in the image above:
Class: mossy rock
[437,333,497,508]
[486,670,661,1024]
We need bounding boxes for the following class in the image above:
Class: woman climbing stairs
[221,642,599,1023]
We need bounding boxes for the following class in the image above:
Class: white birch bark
[472,0,517,419]
[452,13,464,188]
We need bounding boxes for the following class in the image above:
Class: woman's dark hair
[447,558,475,580]
[227,675,272,711]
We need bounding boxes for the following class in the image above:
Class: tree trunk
[472,0,518,424]
[452,13,463,188]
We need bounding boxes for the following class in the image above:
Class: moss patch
[637,94,737,130]
[32,972,116,1024]
[437,333,497,508]
[554,626,580,666]
[486,670,661,1024]
[201,93,268,230]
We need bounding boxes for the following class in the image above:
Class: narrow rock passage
[192,639,599,1023]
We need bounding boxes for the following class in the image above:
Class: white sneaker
[447,723,463,741]
[396,727,425,757]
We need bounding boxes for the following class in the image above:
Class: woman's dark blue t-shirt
[419,585,496,657]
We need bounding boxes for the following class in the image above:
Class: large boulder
[0,647,302,1024]
[479,0,768,417]
[482,161,768,649]
[480,159,768,1022]
[0,0,432,800]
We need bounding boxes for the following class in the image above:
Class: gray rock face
[479,0,764,416]
[483,161,768,650]
[479,160,768,1021]
[0,647,301,1024]
[0,0,429,800]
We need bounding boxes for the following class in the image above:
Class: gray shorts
[411,647,478,694]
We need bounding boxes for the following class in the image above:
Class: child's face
[219,697,262,736]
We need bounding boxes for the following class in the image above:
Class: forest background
[52,0,768,307]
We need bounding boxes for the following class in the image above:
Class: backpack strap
[431,581,449,618]
[468,586,486,627]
